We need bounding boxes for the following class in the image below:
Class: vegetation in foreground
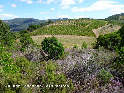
[0,19,124,93]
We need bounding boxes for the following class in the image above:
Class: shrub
[0,20,15,47]
[15,57,33,75]
[95,32,121,50]
[97,69,113,85]
[20,31,34,51]
[81,41,87,49]
[0,45,23,92]
[0,45,20,74]
[41,36,64,60]
[73,44,78,49]
[27,25,41,32]
[118,25,124,46]
[34,61,74,93]
[114,47,124,78]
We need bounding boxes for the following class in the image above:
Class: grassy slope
[31,19,107,37]
[32,35,96,48]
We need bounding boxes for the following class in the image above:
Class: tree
[95,32,121,50]
[27,25,40,32]
[0,20,15,47]
[118,25,124,46]
[20,31,34,51]
[46,19,54,25]
[41,36,64,60]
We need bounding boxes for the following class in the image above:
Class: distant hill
[3,18,45,32]
[105,13,124,25]
[105,13,124,20]
[3,18,69,32]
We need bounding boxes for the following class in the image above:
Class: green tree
[27,25,40,32]
[41,36,64,60]
[118,25,124,46]
[20,31,34,51]
[0,20,15,47]
[96,32,121,50]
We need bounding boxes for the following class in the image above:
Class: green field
[32,35,96,48]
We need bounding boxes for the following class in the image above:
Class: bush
[0,45,23,92]
[81,41,87,49]
[34,61,74,93]
[27,25,41,32]
[95,32,121,50]
[73,44,78,49]
[97,69,113,85]
[41,36,64,60]
[118,25,124,46]
[20,31,34,51]
[0,20,15,47]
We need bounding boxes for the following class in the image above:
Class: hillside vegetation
[31,19,107,36]
[93,24,121,38]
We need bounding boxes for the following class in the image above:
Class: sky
[0,0,124,20]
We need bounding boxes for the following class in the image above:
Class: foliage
[73,44,78,49]
[0,45,22,92]
[81,41,87,49]
[19,31,34,51]
[46,19,54,25]
[95,25,124,50]
[95,32,121,50]
[35,61,74,93]
[97,69,113,85]
[0,45,20,74]
[0,20,15,47]
[27,24,41,32]
[105,13,124,20]
[41,36,64,60]
[15,57,33,76]
[118,25,124,46]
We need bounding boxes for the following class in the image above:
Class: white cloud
[11,4,17,8]
[20,0,33,4]
[78,0,84,3]
[50,8,55,11]
[111,7,124,14]
[0,14,18,20]
[46,0,54,4]
[37,0,42,4]
[61,0,76,9]
[72,0,124,14]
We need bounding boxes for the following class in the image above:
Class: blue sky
[0,0,124,20]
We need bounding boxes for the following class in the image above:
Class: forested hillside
[3,18,45,32]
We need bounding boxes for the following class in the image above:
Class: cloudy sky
[0,0,124,20]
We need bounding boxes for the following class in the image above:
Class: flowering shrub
[34,61,74,93]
